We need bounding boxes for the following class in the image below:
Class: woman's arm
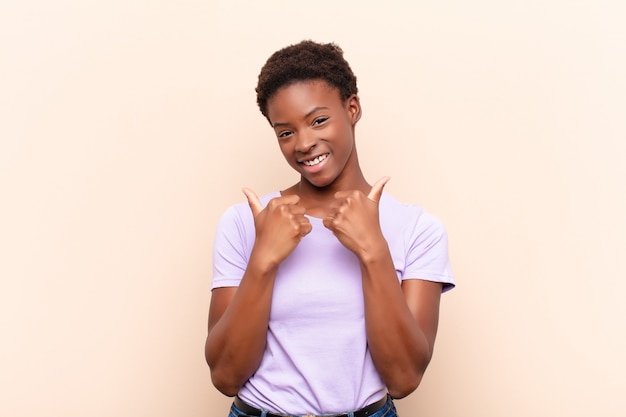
[205,191,312,396]
[322,178,444,398]
[205,258,277,396]
[359,245,442,398]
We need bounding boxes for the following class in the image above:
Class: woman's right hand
[242,188,312,269]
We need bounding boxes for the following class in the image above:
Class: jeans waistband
[233,395,389,417]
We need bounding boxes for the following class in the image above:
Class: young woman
[205,40,455,417]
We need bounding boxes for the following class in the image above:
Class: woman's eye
[278,131,293,138]
[313,117,328,126]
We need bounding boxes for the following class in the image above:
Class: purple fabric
[211,191,454,414]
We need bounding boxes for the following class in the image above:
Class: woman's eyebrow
[304,106,329,118]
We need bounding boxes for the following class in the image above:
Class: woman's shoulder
[218,190,282,227]
[380,192,424,218]
[379,192,446,232]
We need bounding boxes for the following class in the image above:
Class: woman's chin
[300,175,335,189]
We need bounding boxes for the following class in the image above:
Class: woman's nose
[294,131,316,153]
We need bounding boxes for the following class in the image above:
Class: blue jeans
[227,395,398,417]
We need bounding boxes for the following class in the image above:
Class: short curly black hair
[256,40,358,121]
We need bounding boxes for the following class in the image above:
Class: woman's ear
[346,94,362,124]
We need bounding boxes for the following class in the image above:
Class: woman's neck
[282,171,369,219]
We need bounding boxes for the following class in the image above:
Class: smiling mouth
[301,153,329,167]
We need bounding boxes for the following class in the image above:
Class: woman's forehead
[267,80,342,116]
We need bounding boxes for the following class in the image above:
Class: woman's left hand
[323,176,389,258]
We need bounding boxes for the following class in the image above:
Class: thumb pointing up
[242,187,263,217]
[367,176,390,202]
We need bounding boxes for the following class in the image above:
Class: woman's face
[266,80,361,189]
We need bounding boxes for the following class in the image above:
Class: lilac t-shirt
[211,191,454,415]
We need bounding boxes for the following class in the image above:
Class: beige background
[1,1,624,416]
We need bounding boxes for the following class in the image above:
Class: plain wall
[1,1,624,416]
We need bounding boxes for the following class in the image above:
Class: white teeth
[303,154,328,166]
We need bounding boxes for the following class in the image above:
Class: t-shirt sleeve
[403,210,455,292]
[211,204,253,290]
